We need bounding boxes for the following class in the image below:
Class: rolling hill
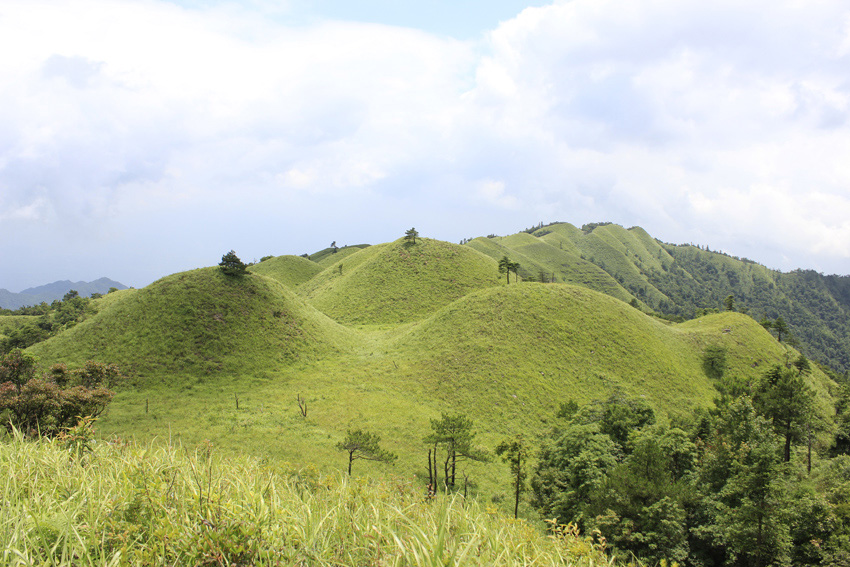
[299,238,502,324]
[29,267,356,380]
[472,222,850,373]
[248,254,323,288]
[14,228,842,509]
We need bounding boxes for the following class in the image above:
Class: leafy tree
[0,349,38,390]
[589,427,696,565]
[531,422,618,525]
[495,434,531,518]
[219,250,248,277]
[55,294,89,326]
[772,316,789,343]
[691,397,791,567]
[63,290,79,301]
[73,360,124,388]
[336,429,396,475]
[0,358,119,437]
[404,228,418,246]
[574,393,655,451]
[555,399,579,420]
[0,378,114,436]
[724,294,735,311]
[752,364,816,462]
[0,324,49,353]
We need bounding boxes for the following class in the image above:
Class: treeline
[529,357,850,566]
[0,288,118,353]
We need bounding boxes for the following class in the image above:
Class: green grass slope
[81,276,834,511]
[300,238,503,324]
[29,268,356,380]
[310,244,371,267]
[390,284,833,426]
[248,255,323,288]
[469,233,634,302]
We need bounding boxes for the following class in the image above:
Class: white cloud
[1,0,850,289]
[476,179,519,209]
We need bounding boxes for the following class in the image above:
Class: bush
[0,357,120,437]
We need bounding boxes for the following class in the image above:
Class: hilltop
[299,238,502,324]
[29,268,355,379]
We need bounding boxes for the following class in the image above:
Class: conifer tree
[219,250,248,276]
[336,429,396,475]
[404,228,419,245]
[496,434,531,518]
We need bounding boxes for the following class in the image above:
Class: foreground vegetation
[1,428,614,566]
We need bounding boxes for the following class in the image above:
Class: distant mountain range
[0,278,128,309]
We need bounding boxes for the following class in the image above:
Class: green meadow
[24,232,836,515]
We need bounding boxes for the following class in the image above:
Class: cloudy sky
[1,0,849,291]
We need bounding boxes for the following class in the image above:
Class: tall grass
[1,430,617,566]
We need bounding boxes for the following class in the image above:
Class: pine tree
[404,228,419,245]
[336,429,396,475]
[496,434,531,518]
[219,250,248,276]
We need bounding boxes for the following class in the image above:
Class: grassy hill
[83,278,834,513]
[248,254,323,288]
[17,232,842,517]
[390,283,833,425]
[309,244,371,266]
[467,222,850,373]
[467,233,634,303]
[299,238,502,324]
[29,267,356,380]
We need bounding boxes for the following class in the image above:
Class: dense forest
[530,360,850,567]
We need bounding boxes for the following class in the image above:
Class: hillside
[389,283,834,424]
[468,222,850,372]
[299,238,502,324]
[309,244,371,266]
[29,267,356,379]
[11,231,840,521]
[248,254,323,288]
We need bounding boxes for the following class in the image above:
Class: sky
[1,0,849,291]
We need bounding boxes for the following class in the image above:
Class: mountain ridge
[0,277,128,310]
